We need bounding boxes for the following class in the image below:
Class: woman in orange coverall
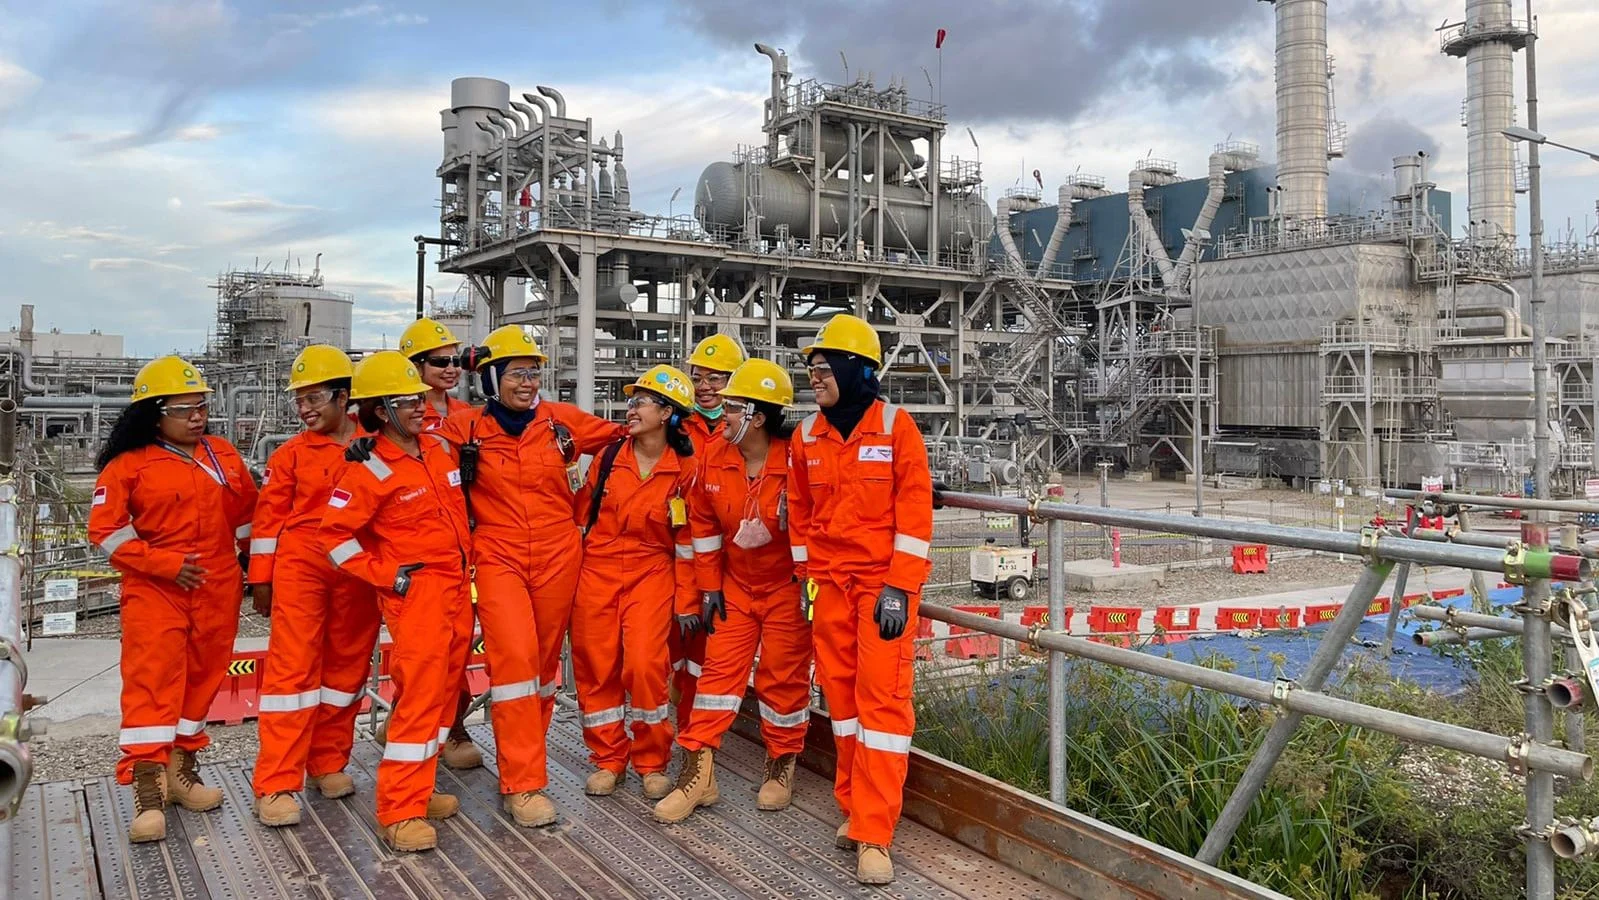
[249,345,381,827]
[653,358,812,825]
[571,364,697,802]
[88,356,258,844]
[318,351,473,853]
[434,325,623,827]
[789,313,933,886]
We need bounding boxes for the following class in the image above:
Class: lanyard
[157,439,230,490]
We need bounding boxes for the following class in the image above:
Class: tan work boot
[128,761,167,843]
[426,792,460,820]
[652,748,718,823]
[308,772,355,799]
[440,726,482,770]
[585,768,622,796]
[255,792,301,827]
[383,818,437,852]
[374,719,388,745]
[641,772,673,801]
[756,753,797,811]
[856,844,894,884]
[166,747,223,812]
[835,820,857,850]
[505,791,557,827]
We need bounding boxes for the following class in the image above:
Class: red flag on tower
[935,28,947,49]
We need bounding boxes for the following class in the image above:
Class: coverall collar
[468,401,556,440]
[704,433,790,477]
[619,437,684,479]
[805,399,887,445]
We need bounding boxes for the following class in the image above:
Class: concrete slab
[25,638,122,739]
[1061,558,1167,592]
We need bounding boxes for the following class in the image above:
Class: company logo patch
[92,486,107,506]
[329,489,352,509]
[261,467,272,485]
[859,446,893,462]
[447,469,462,487]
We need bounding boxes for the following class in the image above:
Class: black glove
[675,614,702,640]
[873,586,909,640]
[701,591,727,635]
[932,481,951,511]
[394,563,424,596]
[345,436,377,463]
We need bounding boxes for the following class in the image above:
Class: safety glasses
[502,366,542,384]
[721,399,752,416]
[292,389,337,411]
[388,395,424,410]
[420,355,463,369]
[690,371,730,387]
[160,399,210,419]
[626,393,670,411]
[804,362,834,380]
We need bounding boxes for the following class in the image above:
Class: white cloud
[0,58,40,112]
[167,197,183,209]
[274,5,428,32]
[88,257,192,273]
[30,221,140,245]
[153,243,192,255]
[206,196,319,214]
[173,124,224,142]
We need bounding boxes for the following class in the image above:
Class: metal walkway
[18,719,1067,900]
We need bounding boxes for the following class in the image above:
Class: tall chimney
[1265,0,1330,219]
[1443,0,1528,242]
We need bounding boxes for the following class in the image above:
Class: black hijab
[480,362,538,437]
[818,350,880,439]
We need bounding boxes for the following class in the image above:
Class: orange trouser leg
[751,580,813,756]
[812,577,917,847]
[375,571,472,827]
[677,581,761,752]
[116,579,189,783]
[620,572,674,774]
[253,552,333,796]
[669,627,706,731]
[530,551,580,735]
[306,574,380,778]
[175,562,242,755]
[474,557,547,794]
[572,567,628,773]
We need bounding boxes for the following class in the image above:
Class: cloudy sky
[2,0,1597,355]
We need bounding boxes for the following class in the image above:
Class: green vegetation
[914,639,1599,899]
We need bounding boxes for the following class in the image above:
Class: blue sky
[2,0,1597,355]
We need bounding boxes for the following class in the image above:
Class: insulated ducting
[1128,169,1182,291]
[1034,185,1074,277]
[1173,146,1259,291]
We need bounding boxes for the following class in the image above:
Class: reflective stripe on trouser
[810,575,917,847]
[678,579,812,755]
[376,569,473,827]
[571,561,673,775]
[116,562,243,783]
[668,625,706,731]
[473,547,579,795]
[252,543,381,797]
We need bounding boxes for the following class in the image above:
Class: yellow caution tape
[227,659,258,676]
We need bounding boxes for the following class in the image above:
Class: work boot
[440,725,482,770]
[255,792,301,827]
[836,820,857,850]
[652,748,718,823]
[641,772,673,801]
[505,791,557,828]
[166,747,223,812]
[756,753,797,811]
[308,772,355,799]
[856,844,894,884]
[585,768,623,796]
[426,792,460,820]
[383,818,437,852]
[128,761,167,843]
[374,719,388,746]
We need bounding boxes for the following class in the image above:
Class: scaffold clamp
[1357,526,1381,560]
[1504,542,1529,585]
[1271,678,1296,705]
[1506,732,1532,776]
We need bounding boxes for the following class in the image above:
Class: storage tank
[805,126,924,178]
[695,161,993,253]
[272,284,354,349]
[450,77,510,160]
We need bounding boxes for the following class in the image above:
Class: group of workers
[87,312,933,884]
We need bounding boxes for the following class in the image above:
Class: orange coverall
[422,395,472,432]
[319,432,473,827]
[248,430,381,798]
[571,440,696,777]
[670,412,723,725]
[678,435,811,754]
[436,403,622,796]
[89,437,258,783]
[789,399,933,847]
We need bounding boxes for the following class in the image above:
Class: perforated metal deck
[16,717,1069,899]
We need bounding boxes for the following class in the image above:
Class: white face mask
[733,515,773,549]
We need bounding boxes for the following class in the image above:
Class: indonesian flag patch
[261,467,271,485]
[329,488,352,509]
[92,486,108,506]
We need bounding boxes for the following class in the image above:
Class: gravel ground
[49,601,273,641]
[31,723,263,782]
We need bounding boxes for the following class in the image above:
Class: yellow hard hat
[475,324,547,369]
[802,313,882,366]
[398,317,460,357]
[350,351,427,400]
[687,333,746,373]
[286,344,355,391]
[720,359,794,407]
[623,364,693,410]
[131,356,211,401]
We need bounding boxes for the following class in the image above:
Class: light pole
[1504,126,1599,163]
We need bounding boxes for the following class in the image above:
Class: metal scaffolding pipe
[935,491,1588,577]
[19,395,131,411]
[1387,488,1599,515]
[919,603,1592,781]
[1409,602,1599,636]
[1046,518,1067,806]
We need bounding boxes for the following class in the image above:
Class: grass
[913,640,1599,900]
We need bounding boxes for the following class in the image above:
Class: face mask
[695,403,725,420]
[732,489,773,549]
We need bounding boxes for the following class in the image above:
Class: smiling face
[807,353,839,408]
[157,392,209,445]
[495,356,542,412]
[417,343,462,391]
[294,384,346,434]
[626,390,673,437]
[721,396,764,446]
[690,365,730,410]
[378,394,428,437]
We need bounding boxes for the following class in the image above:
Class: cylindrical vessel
[1392,154,1421,198]
[1273,0,1330,218]
[450,77,511,159]
[440,109,459,162]
[1464,0,1517,239]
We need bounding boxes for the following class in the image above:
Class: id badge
[669,496,687,526]
[566,461,582,492]
[777,491,789,532]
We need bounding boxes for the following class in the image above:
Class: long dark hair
[753,401,795,440]
[666,413,695,458]
[96,399,164,471]
[356,399,386,434]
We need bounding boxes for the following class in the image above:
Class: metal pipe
[1523,519,1557,900]
[0,475,30,824]
[19,395,130,411]
[1034,185,1073,278]
[1046,518,1067,806]
[1410,602,1599,635]
[1174,146,1258,290]
[1402,523,1599,560]
[921,603,1592,780]
[1270,0,1330,218]
[1554,816,1599,859]
[936,491,1586,576]
[1387,488,1599,515]
[415,236,427,320]
[1415,625,1523,647]
[0,343,45,395]
[1127,169,1182,291]
[1197,558,1393,864]
[535,85,567,119]
[0,399,15,478]
[1380,561,1412,657]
